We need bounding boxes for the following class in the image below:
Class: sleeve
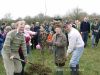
[28,31,36,35]
[80,22,83,32]
[91,24,93,31]
[88,22,90,33]
[3,32,12,53]
[67,34,77,54]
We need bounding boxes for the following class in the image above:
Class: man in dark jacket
[80,17,90,47]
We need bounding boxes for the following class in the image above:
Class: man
[64,21,84,75]
[80,17,90,47]
[33,22,40,49]
[1,20,27,75]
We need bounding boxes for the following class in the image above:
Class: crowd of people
[0,16,100,75]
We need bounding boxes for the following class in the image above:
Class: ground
[0,39,100,75]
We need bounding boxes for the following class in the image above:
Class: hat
[53,21,62,28]
[54,16,62,21]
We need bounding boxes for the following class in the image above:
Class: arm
[3,31,12,54]
[66,34,77,56]
[80,22,83,33]
[28,31,37,35]
[88,22,90,33]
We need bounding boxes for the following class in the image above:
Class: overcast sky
[0,0,99,19]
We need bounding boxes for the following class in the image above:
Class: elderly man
[64,21,84,75]
[1,20,27,75]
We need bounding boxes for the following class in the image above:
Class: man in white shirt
[64,21,84,75]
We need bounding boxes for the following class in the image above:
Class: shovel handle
[14,57,34,65]
[14,58,25,62]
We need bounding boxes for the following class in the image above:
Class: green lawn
[0,39,100,75]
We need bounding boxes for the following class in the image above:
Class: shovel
[13,57,34,65]
[13,57,52,75]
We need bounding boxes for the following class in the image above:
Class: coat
[52,32,67,66]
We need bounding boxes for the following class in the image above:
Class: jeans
[91,35,96,47]
[0,44,3,55]
[82,32,88,46]
[91,33,100,47]
[27,45,31,54]
[69,46,84,67]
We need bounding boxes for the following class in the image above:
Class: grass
[0,39,100,75]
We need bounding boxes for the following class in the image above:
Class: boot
[70,67,78,75]
[14,73,21,75]
[20,68,24,75]
[76,64,79,75]
[56,66,63,75]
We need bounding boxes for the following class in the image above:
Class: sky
[0,0,99,19]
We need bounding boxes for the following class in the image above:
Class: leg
[27,45,31,54]
[91,35,95,48]
[69,47,84,75]
[14,53,22,74]
[31,37,34,49]
[19,50,25,75]
[2,53,14,75]
[95,33,99,46]
[84,32,88,47]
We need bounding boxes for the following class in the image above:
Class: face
[84,17,88,22]
[17,21,25,33]
[25,25,30,31]
[55,28,61,34]
[64,24,72,32]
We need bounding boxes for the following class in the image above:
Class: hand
[34,32,37,35]
[95,30,98,32]
[10,55,15,60]
[66,52,69,58]
[80,32,82,34]
[54,42,60,46]
[24,57,27,63]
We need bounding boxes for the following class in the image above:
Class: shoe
[70,66,78,75]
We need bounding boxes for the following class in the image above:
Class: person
[38,28,47,50]
[0,22,7,33]
[1,20,27,75]
[0,31,4,55]
[64,21,84,75]
[3,26,12,41]
[33,22,40,49]
[0,26,12,55]
[80,17,90,47]
[47,23,67,75]
[30,22,35,49]
[24,24,37,54]
[91,19,100,47]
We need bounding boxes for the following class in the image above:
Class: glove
[24,57,27,63]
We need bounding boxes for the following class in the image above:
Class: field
[0,39,100,75]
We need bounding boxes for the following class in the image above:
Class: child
[24,25,37,54]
